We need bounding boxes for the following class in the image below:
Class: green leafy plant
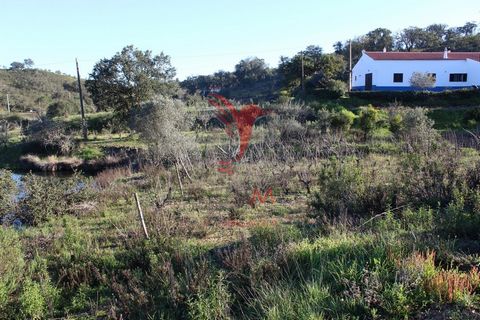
[0,228,24,315]
[357,105,385,140]
[188,272,232,320]
[19,172,93,225]
[0,169,17,215]
[330,108,356,132]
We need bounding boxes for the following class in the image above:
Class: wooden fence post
[134,193,149,239]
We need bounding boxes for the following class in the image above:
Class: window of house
[393,73,403,83]
[428,73,437,80]
[449,73,468,82]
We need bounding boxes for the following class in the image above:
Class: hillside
[0,68,93,113]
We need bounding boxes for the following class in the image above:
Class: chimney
[443,47,448,59]
[383,47,387,52]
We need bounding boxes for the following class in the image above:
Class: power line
[173,46,305,59]
[4,46,305,68]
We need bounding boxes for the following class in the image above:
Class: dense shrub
[0,170,17,217]
[314,106,356,133]
[46,101,78,118]
[266,114,308,146]
[398,149,462,208]
[323,79,348,98]
[311,144,474,221]
[389,107,439,153]
[20,279,48,319]
[356,105,386,140]
[0,227,25,315]
[349,88,480,107]
[18,173,93,225]
[463,107,480,127]
[24,118,76,155]
[0,120,9,147]
[311,157,398,219]
[331,108,356,131]
[0,69,93,113]
[87,112,115,132]
[438,188,480,239]
[0,231,59,319]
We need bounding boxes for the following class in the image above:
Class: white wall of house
[352,53,480,90]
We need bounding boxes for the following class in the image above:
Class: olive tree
[133,96,198,194]
[86,45,177,121]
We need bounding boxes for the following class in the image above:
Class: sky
[1,0,479,80]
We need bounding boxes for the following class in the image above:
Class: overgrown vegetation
[2,96,480,319]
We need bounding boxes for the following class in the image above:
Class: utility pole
[76,58,87,141]
[301,51,305,98]
[6,94,10,113]
[349,40,353,91]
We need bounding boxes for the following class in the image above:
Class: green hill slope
[0,68,93,113]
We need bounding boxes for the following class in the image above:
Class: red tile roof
[365,51,480,62]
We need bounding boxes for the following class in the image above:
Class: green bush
[439,189,480,239]
[349,88,480,107]
[310,142,475,221]
[46,101,78,118]
[390,107,439,153]
[463,107,480,126]
[316,79,348,99]
[18,273,58,320]
[19,173,93,225]
[380,283,411,318]
[388,112,403,135]
[356,105,385,140]
[398,150,461,208]
[0,228,25,315]
[311,157,397,219]
[132,97,198,165]
[24,118,76,155]
[330,108,356,131]
[0,170,17,215]
[20,280,46,319]
[401,207,434,231]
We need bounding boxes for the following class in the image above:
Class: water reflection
[12,173,25,200]
[10,172,78,201]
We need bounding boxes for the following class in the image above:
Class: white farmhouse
[352,49,480,91]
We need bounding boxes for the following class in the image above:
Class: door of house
[365,73,373,91]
